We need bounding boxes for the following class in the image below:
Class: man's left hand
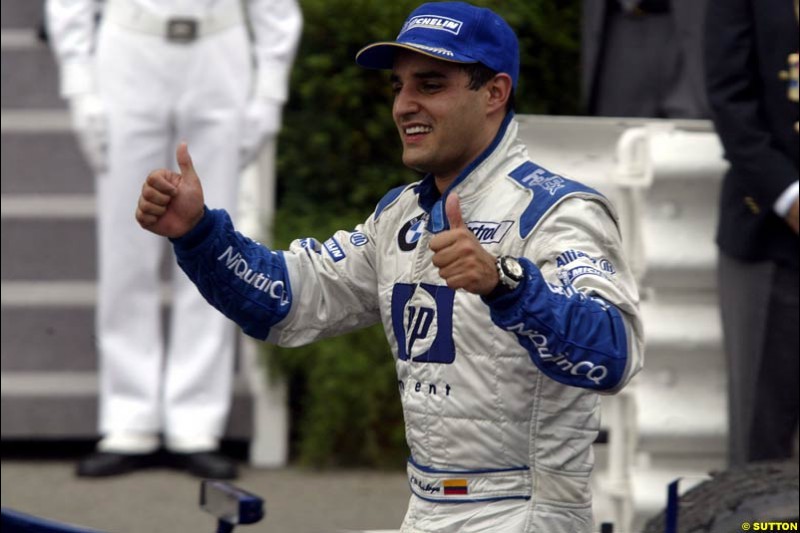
[786,197,799,235]
[238,99,282,169]
[430,193,499,295]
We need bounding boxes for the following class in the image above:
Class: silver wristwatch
[495,256,524,291]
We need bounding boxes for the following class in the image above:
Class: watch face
[503,257,524,280]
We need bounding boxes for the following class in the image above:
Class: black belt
[608,0,671,15]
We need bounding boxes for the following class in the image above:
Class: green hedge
[267,0,580,468]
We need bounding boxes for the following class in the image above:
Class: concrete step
[1,371,253,439]
[1,194,95,218]
[1,218,97,280]
[1,218,176,282]
[1,280,96,307]
[1,46,63,109]
[1,305,96,371]
[1,131,93,194]
[0,281,239,372]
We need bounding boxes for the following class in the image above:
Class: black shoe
[171,451,238,479]
[76,451,159,477]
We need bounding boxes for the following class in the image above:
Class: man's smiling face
[391,51,495,187]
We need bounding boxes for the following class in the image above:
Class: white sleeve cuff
[254,61,292,103]
[773,181,800,217]
[59,60,96,98]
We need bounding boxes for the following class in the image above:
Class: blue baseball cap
[355,2,520,90]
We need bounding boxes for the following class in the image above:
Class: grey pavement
[1,459,410,533]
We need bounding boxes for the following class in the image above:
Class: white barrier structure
[237,144,290,467]
[517,115,728,532]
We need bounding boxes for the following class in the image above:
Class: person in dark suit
[705,0,799,466]
[582,0,709,118]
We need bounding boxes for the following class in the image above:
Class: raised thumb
[176,142,198,181]
[445,192,465,229]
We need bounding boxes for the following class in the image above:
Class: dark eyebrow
[413,71,447,80]
[390,70,448,83]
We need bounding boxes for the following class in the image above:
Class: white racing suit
[172,114,644,532]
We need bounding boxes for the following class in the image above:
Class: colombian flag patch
[443,479,468,495]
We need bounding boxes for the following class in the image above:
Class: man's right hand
[135,143,205,238]
[69,93,109,173]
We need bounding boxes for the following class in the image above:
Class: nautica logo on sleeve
[217,246,289,305]
[400,15,463,35]
[506,323,609,385]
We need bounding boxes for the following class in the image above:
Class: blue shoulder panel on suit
[374,184,408,221]
[508,161,604,238]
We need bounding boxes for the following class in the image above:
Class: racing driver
[135,2,644,531]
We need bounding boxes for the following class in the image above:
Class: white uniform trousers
[94,17,251,444]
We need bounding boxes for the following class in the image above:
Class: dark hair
[459,63,515,112]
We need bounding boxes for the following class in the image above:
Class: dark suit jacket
[705,0,799,267]
[581,0,709,115]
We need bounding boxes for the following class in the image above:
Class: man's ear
[486,73,513,114]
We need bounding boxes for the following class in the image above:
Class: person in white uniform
[45,0,302,478]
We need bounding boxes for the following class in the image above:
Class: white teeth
[405,125,432,135]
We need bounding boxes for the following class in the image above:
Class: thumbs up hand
[429,193,500,295]
[135,142,206,238]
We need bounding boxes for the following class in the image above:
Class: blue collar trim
[415,111,515,233]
